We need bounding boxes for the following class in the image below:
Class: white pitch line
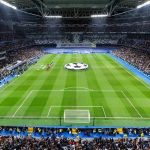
[125,69,150,89]
[121,90,143,118]
[117,62,150,90]
[12,91,33,117]
[0,116,12,118]
[101,106,107,118]
[53,66,122,69]
[1,116,149,120]
[32,89,121,92]
[109,54,150,90]
[63,87,91,90]
[87,110,91,123]
[64,120,90,124]
[64,109,90,112]
[64,117,90,118]
[51,106,103,108]
[47,107,51,118]
[93,116,150,119]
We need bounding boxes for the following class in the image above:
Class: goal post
[64,109,90,123]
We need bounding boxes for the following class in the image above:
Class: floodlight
[91,14,108,18]
[45,15,62,18]
[137,1,150,9]
[0,0,17,10]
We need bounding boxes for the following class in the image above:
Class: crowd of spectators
[1,136,149,150]
[0,32,14,41]
[0,127,149,149]
[0,47,43,81]
[0,40,34,52]
[118,38,150,51]
[34,39,71,45]
[112,48,150,75]
[34,37,119,46]
[7,47,43,64]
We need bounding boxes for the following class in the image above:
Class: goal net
[64,109,90,123]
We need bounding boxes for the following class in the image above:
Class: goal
[64,109,90,123]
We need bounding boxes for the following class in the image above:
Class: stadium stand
[0,127,150,149]
[0,47,43,86]
[0,0,150,149]
[1,136,150,149]
[112,48,150,75]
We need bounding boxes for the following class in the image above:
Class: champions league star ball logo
[64,62,88,70]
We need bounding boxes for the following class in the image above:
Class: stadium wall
[42,48,115,54]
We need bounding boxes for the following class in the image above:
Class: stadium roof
[3,0,148,17]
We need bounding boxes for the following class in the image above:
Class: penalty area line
[12,91,33,118]
[101,106,107,118]
[47,107,52,118]
[121,90,143,118]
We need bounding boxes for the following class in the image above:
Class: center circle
[64,62,88,70]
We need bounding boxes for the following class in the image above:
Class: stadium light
[45,15,62,18]
[91,14,108,18]
[137,1,150,9]
[0,0,17,10]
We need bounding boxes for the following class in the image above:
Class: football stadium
[0,0,150,149]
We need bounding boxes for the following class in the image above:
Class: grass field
[0,53,150,127]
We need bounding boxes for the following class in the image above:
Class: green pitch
[0,54,150,127]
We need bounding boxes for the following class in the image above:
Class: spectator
[112,48,150,75]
